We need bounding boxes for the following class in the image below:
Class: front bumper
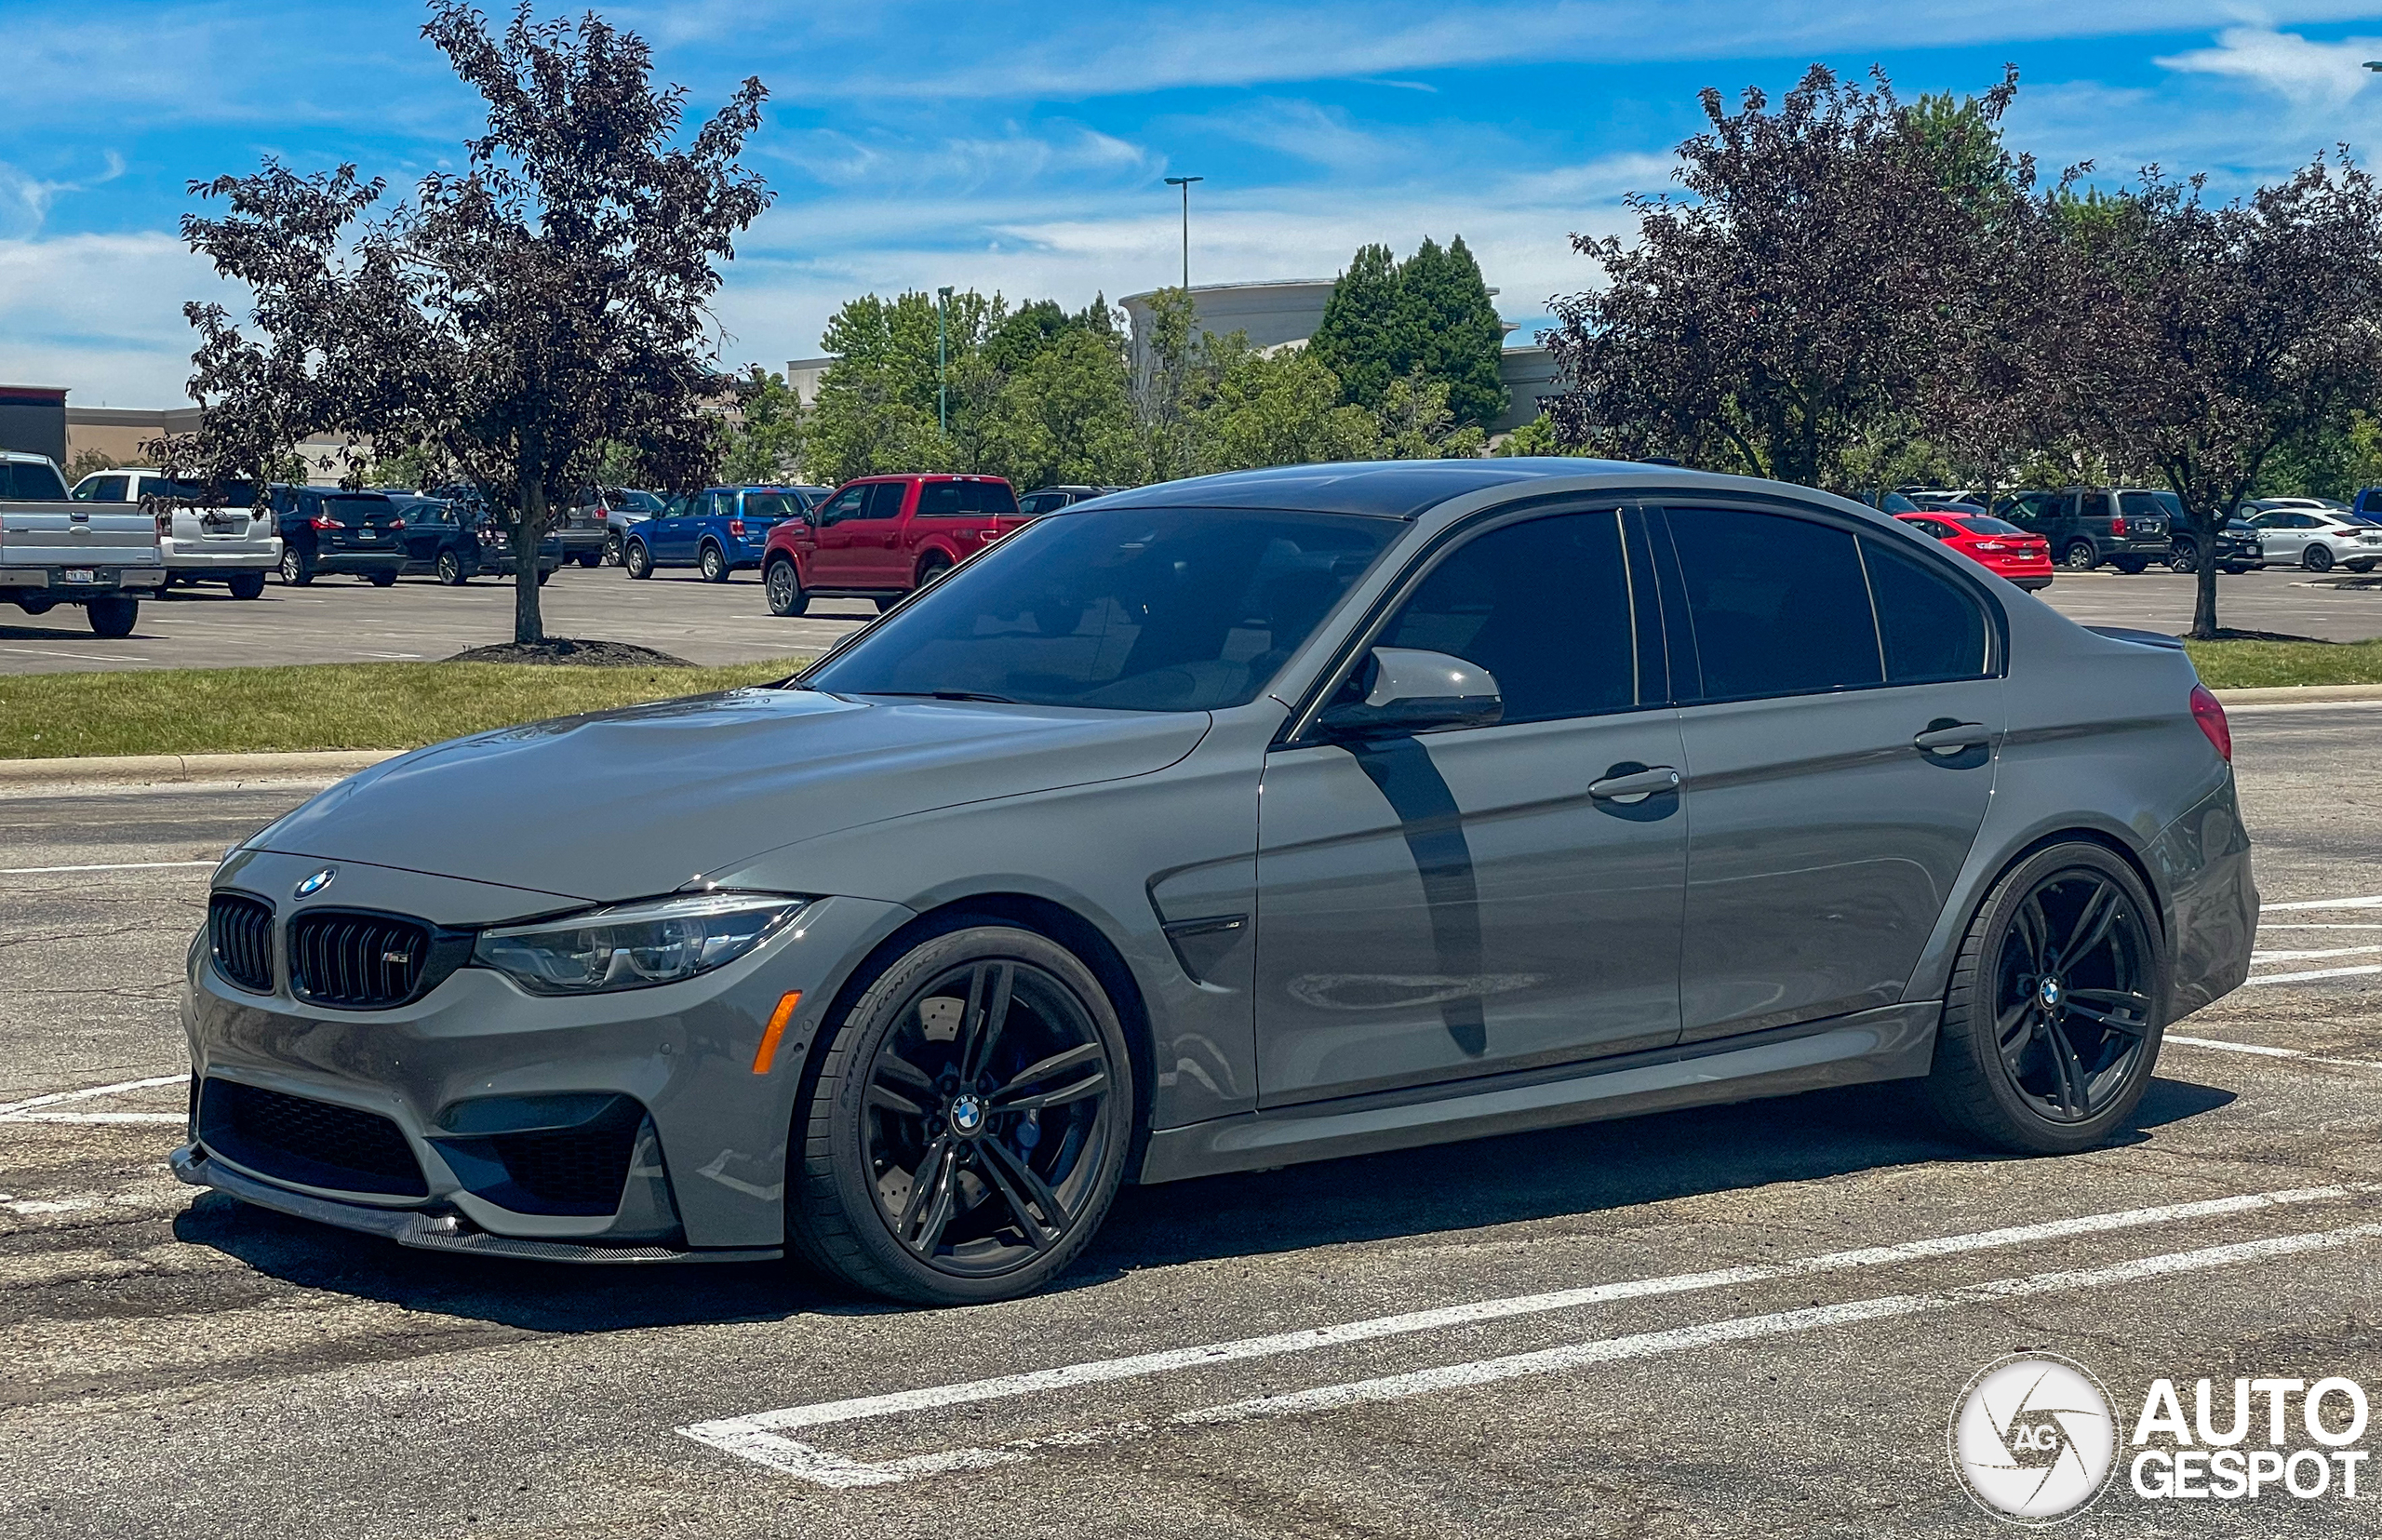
[185,850,910,1256]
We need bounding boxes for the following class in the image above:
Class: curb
[0,748,401,788]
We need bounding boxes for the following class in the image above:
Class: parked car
[758,474,1022,616]
[71,468,279,598]
[2166,517,2263,575]
[1018,484,1125,516]
[2349,487,2382,520]
[269,486,408,586]
[180,459,2254,1306]
[1,450,163,635]
[1893,511,2053,590]
[1999,487,2174,572]
[2241,506,2382,572]
[567,488,671,566]
[389,497,561,584]
[620,485,822,583]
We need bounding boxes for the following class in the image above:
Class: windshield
[804,506,1401,712]
[609,489,666,514]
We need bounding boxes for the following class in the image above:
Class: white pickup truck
[71,467,280,598]
[1,450,166,636]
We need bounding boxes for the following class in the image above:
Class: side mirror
[1316,648,1504,739]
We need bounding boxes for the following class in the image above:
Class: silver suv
[71,468,280,598]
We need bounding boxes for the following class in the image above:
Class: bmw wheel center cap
[949,1093,985,1136]
[294,867,336,899]
[2039,976,2062,1010]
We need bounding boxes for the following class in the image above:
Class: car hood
[250,689,1211,904]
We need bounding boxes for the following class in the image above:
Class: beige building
[68,406,362,485]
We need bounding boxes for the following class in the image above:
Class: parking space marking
[680,1182,2371,1486]
[2252,944,2382,962]
[2168,1034,2382,1072]
[0,1073,187,1121]
[2245,964,2382,985]
[0,648,154,663]
[2258,923,2382,930]
[2264,894,2382,911]
[0,860,216,875]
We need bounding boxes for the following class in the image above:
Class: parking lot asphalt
[4,561,2380,677]
[3,705,2380,1536]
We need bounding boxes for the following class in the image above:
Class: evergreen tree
[1305,244,1401,410]
[1396,235,1508,433]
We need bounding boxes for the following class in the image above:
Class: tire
[699,542,729,583]
[2305,543,2335,572]
[1924,843,2165,1156]
[2110,556,2148,575]
[786,924,1135,1305]
[368,569,397,588]
[436,551,466,586]
[280,547,313,586]
[577,552,602,569]
[85,595,138,637]
[916,555,953,590]
[227,572,266,600]
[2351,560,2376,574]
[623,540,652,580]
[2061,541,2098,571]
[536,567,551,586]
[874,596,902,613]
[604,531,622,567]
[764,557,810,617]
[2165,544,2197,574]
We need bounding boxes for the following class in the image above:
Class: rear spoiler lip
[2083,624,2188,651]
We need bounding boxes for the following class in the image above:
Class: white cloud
[2157,26,2382,107]
[0,233,227,404]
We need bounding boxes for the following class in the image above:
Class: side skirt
[1135,1001,1939,1185]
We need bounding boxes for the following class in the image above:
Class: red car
[759,474,1024,617]
[1895,511,2054,591]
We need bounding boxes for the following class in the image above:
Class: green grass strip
[2181,639,2382,690]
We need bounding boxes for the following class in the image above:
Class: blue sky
[7,2,2382,406]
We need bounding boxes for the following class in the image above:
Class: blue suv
[620,486,823,583]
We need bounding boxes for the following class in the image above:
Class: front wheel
[699,542,730,583]
[368,569,397,588]
[2061,542,2098,571]
[1925,844,2164,1155]
[280,548,313,586]
[227,571,266,600]
[2305,543,2335,572]
[764,558,810,617]
[576,552,602,569]
[603,531,622,566]
[86,595,139,637]
[623,540,652,580]
[2165,544,2197,574]
[436,551,466,586]
[786,924,1134,1305]
[536,567,551,586]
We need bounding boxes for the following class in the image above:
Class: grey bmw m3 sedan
[178,460,2256,1304]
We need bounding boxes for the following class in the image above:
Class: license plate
[357,531,378,541]
[62,568,96,584]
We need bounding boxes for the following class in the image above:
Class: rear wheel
[85,595,138,637]
[227,572,266,600]
[764,557,810,617]
[916,554,953,589]
[535,567,551,586]
[280,548,313,586]
[576,551,602,569]
[436,551,466,586]
[2351,559,2376,574]
[623,540,652,580]
[2165,543,2197,574]
[2061,541,2098,571]
[603,530,622,566]
[699,542,730,583]
[2110,556,2148,574]
[787,925,1133,1305]
[368,569,397,588]
[1925,843,2163,1155]
[2305,543,2335,572]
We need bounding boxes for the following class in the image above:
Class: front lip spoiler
[169,1144,782,1265]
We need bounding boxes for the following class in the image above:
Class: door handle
[1913,720,1992,754]
[1588,765,1681,803]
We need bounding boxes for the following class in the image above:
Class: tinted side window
[8,462,70,500]
[1863,539,1989,684]
[917,481,963,517]
[815,488,864,526]
[1671,509,1881,700]
[861,482,907,520]
[2079,492,2114,521]
[1379,511,1638,723]
[968,480,1019,515]
[2118,491,2163,520]
[1021,492,1064,516]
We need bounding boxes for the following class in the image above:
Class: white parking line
[2258,923,2382,930]
[2245,964,2382,985]
[0,648,152,662]
[2252,944,2382,962]
[679,1183,2372,1487]
[0,860,216,875]
[2263,894,2382,911]
[0,1073,187,1121]
[2167,1035,2382,1072]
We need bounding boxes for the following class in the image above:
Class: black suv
[402,493,563,584]
[2167,516,2263,575]
[2000,487,2175,573]
[271,485,407,586]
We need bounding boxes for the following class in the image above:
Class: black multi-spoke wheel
[788,925,1132,1304]
[1928,844,2165,1154]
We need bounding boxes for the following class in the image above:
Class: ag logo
[1950,1354,2118,1524]
[293,867,336,899]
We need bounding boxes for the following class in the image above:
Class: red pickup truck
[760,474,1024,616]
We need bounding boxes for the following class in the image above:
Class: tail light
[1974,541,2006,551]
[388,519,405,531]
[309,515,341,529]
[154,508,172,538]
[2189,684,2231,762]
[2110,512,2128,536]
[729,518,746,536]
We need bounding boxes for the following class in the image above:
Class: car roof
[1087,458,1779,520]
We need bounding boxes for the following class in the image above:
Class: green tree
[716,366,805,483]
[1490,414,1566,456]
[1373,367,1485,460]
[1305,243,1400,410]
[975,328,1143,489]
[1393,235,1508,432]
[1196,342,1380,471]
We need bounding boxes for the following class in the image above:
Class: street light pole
[936,285,953,437]
[1163,175,1203,293]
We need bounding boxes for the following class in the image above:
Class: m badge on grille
[294,867,336,898]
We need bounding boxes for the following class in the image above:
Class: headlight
[471,891,806,995]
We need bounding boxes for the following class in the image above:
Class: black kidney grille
[207,892,275,994]
[489,1101,643,1213]
[288,909,432,1009]
[199,1078,427,1198]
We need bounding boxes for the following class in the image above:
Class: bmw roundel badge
[294,867,337,899]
